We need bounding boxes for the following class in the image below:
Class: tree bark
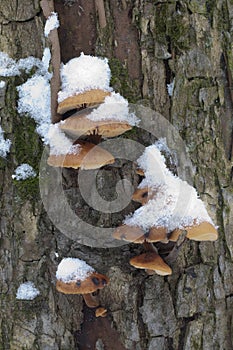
[0,0,233,349]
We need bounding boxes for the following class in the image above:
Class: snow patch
[0,51,48,77]
[12,164,36,180]
[56,257,94,283]
[47,123,80,155]
[17,74,51,141]
[44,12,60,37]
[16,282,40,300]
[58,53,112,103]
[0,80,6,89]
[167,80,174,97]
[87,92,139,126]
[0,126,11,158]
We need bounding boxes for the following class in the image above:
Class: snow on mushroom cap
[125,143,214,231]
[86,92,140,126]
[56,257,95,283]
[58,53,112,103]
[47,123,80,156]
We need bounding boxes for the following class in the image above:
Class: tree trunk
[0,0,233,349]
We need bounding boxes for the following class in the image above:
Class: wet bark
[0,0,233,349]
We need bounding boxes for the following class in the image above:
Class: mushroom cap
[186,221,218,241]
[132,186,158,205]
[148,226,168,243]
[95,307,108,317]
[113,224,145,244]
[59,109,132,138]
[47,141,115,169]
[57,89,111,114]
[56,272,109,294]
[168,229,181,242]
[169,221,218,242]
[130,252,172,276]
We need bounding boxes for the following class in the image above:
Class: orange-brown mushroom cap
[148,226,168,243]
[57,89,111,114]
[113,224,145,244]
[186,221,218,241]
[59,109,132,138]
[56,272,109,295]
[130,252,172,276]
[169,221,218,242]
[47,141,115,169]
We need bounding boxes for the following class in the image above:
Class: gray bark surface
[0,0,233,349]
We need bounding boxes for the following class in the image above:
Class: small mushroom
[56,258,109,308]
[95,307,107,318]
[169,221,218,242]
[57,89,111,114]
[130,252,172,276]
[59,108,132,139]
[47,140,115,169]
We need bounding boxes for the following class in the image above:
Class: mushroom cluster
[47,53,139,170]
[113,142,218,275]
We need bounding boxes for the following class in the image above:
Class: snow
[44,12,60,37]
[87,92,140,126]
[12,164,36,180]
[16,282,40,300]
[0,80,6,88]
[0,51,47,77]
[58,53,112,103]
[0,125,11,158]
[56,257,95,283]
[0,51,20,76]
[124,144,214,231]
[47,123,80,155]
[17,48,51,141]
[167,80,175,96]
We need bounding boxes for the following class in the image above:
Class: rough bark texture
[0,0,233,349]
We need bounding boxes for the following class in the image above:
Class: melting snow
[44,12,60,37]
[56,257,94,283]
[12,164,36,180]
[58,53,112,102]
[16,282,40,300]
[87,92,139,126]
[0,126,11,158]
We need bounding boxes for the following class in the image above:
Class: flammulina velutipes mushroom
[113,143,218,276]
[56,257,109,309]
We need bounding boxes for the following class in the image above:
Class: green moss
[167,15,190,50]
[109,58,141,103]
[13,116,43,201]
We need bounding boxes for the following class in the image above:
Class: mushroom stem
[83,293,100,308]
[143,241,158,253]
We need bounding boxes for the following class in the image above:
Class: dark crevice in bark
[177,313,201,350]
[0,10,42,25]
[136,279,149,350]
